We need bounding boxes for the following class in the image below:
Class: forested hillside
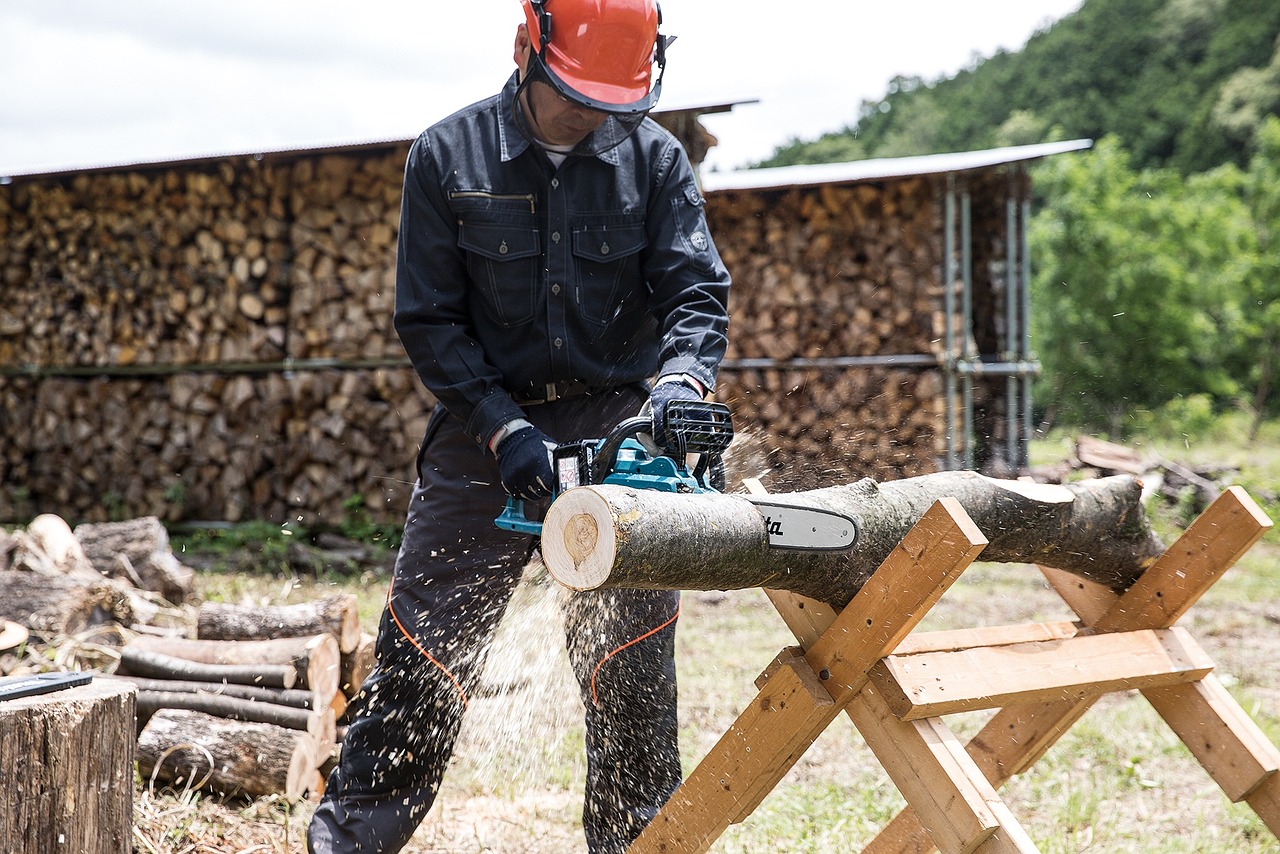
[760,0,1280,175]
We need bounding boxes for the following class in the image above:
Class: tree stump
[0,677,135,854]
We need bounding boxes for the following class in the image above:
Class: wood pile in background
[1,141,1012,525]
[0,367,431,525]
[707,180,948,487]
[286,154,404,361]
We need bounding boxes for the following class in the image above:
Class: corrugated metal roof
[700,139,1094,193]
[0,100,760,182]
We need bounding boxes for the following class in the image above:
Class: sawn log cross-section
[625,484,1279,854]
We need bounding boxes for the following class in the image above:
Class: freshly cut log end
[542,486,775,593]
[542,488,616,590]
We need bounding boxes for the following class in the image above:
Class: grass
[152,418,1280,852]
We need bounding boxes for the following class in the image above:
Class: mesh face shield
[512,61,653,158]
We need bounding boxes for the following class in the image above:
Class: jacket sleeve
[642,140,732,393]
[393,134,525,449]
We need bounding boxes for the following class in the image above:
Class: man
[307,1,732,852]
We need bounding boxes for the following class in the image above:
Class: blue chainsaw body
[494,401,731,538]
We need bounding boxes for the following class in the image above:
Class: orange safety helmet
[521,0,672,116]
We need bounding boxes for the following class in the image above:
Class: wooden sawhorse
[630,485,1278,853]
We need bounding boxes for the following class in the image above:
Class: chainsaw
[494,400,858,551]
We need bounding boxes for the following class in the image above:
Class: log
[126,633,341,701]
[0,677,135,853]
[74,516,195,604]
[118,647,297,689]
[196,594,360,653]
[113,675,316,708]
[541,472,1165,609]
[136,707,332,801]
[0,569,134,638]
[339,632,376,700]
[134,689,323,732]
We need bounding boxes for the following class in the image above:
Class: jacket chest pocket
[457,217,541,328]
[571,222,648,332]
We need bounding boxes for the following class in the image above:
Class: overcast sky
[0,0,1084,177]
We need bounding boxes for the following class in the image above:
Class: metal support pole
[943,176,958,470]
[1021,194,1034,470]
[961,190,974,470]
[1005,184,1019,471]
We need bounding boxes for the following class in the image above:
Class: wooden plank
[969,485,1272,782]
[849,680,1038,854]
[1143,675,1280,802]
[1092,486,1271,633]
[629,648,838,854]
[873,627,1215,720]
[1246,774,1280,840]
[892,621,1080,656]
[802,498,989,704]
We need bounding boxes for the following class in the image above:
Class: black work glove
[497,425,556,500]
[649,379,703,454]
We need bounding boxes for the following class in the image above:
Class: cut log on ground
[126,633,341,702]
[0,676,135,854]
[136,707,333,801]
[0,569,134,638]
[119,647,297,689]
[114,675,317,709]
[340,632,376,701]
[133,688,328,733]
[541,472,1166,609]
[74,516,195,604]
[196,593,360,653]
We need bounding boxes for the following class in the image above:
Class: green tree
[1029,138,1252,435]
[1233,116,1280,433]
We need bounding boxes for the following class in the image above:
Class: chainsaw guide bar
[744,497,859,551]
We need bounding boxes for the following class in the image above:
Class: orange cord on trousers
[589,601,681,706]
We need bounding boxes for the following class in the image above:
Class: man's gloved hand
[497,425,556,500]
[649,378,703,454]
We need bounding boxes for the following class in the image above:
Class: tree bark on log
[0,677,135,854]
[136,707,331,801]
[119,647,297,689]
[114,675,317,709]
[0,569,134,638]
[125,633,340,701]
[134,689,325,732]
[542,473,1166,609]
[74,516,195,604]
[196,594,360,653]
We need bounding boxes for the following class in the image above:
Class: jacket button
[498,241,509,255]
[600,242,610,255]
[554,338,564,349]
[552,231,561,243]
[551,283,561,295]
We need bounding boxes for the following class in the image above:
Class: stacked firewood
[285,153,406,361]
[0,367,433,525]
[119,596,375,801]
[706,178,948,486]
[0,150,409,370]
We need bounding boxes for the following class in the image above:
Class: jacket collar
[496,71,622,167]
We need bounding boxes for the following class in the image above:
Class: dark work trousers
[308,385,682,854]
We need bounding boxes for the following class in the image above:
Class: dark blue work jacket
[393,72,732,450]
